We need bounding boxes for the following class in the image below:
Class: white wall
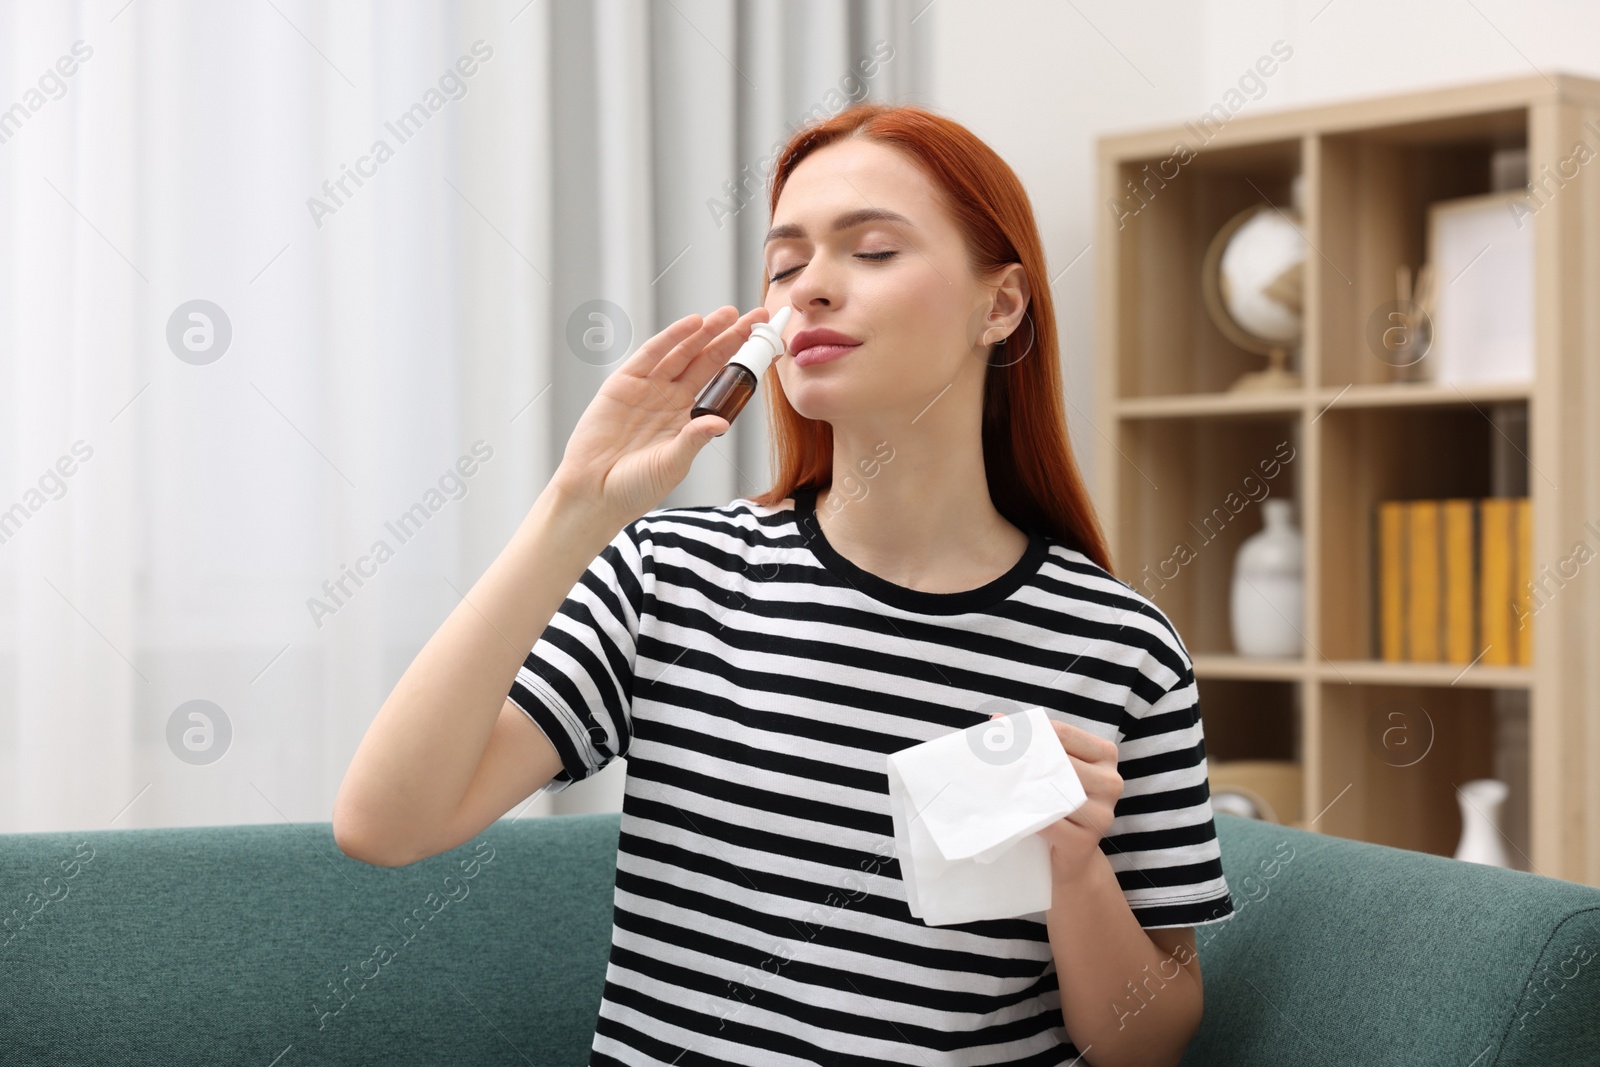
[925,0,1600,499]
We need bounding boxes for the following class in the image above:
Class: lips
[790,327,862,367]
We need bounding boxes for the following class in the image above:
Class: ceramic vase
[1455,778,1511,868]
[1230,498,1304,657]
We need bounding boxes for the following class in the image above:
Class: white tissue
[886,705,1088,927]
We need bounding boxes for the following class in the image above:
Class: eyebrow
[763,207,917,247]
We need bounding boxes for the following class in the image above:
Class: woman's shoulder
[1034,542,1194,684]
[630,494,802,555]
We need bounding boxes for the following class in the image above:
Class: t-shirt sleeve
[1101,621,1235,930]
[507,517,649,795]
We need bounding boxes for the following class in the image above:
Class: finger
[648,305,743,381]
[1049,720,1119,763]
[670,305,772,388]
[618,311,710,376]
[675,412,732,466]
[625,307,737,380]
[1064,752,1102,789]
[988,712,1103,757]
[1063,802,1105,833]
[987,712,1117,762]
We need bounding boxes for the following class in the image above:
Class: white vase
[1455,778,1511,867]
[1230,498,1304,657]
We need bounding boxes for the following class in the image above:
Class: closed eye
[768,250,897,285]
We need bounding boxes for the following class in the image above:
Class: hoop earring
[986,311,1036,368]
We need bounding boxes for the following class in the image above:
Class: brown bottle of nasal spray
[691,306,793,431]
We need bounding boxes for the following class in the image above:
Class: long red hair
[748,102,1114,576]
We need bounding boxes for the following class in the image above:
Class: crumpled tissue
[886,705,1088,927]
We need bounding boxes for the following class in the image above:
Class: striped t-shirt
[510,484,1234,1065]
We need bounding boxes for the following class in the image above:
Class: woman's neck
[813,431,1030,595]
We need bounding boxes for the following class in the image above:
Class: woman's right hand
[548,304,774,532]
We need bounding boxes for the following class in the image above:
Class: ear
[984,262,1031,338]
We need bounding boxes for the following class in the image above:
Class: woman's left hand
[990,712,1123,883]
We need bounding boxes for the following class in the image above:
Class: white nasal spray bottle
[690,306,793,430]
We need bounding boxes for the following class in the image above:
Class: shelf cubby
[1314,682,1530,868]
[1198,678,1300,764]
[1115,413,1301,657]
[1317,399,1527,661]
[1316,108,1528,389]
[1111,139,1303,398]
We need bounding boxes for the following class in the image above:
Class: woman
[335,103,1234,1066]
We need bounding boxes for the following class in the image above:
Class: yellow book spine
[1479,498,1514,666]
[1407,501,1442,662]
[1442,499,1476,664]
[1378,501,1408,661]
[1514,496,1532,665]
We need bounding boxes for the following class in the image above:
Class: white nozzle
[728,306,793,376]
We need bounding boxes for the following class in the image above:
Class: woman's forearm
[1044,849,1202,1067]
[333,483,618,865]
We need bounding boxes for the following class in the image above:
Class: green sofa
[2,811,1596,1065]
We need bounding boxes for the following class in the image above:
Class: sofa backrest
[1,812,619,1065]
[2,811,1597,1066]
[1183,815,1600,1067]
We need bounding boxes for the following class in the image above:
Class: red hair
[749,102,1114,576]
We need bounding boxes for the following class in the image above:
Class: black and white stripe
[510,486,1234,1065]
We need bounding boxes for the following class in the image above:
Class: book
[1479,498,1516,666]
[1513,496,1532,665]
[1406,501,1443,661]
[1442,499,1477,664]
[1377,501,1407,661]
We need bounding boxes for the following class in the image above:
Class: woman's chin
[781,369,922,425]
[783,388,860,424]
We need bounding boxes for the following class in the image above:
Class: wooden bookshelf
[1095,73,1600,888]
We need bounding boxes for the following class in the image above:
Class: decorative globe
[1218,209,1305,344]
[1201,200,1307,392]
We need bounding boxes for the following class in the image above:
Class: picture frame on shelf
[1423,190,1534,386]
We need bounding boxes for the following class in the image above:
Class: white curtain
[0,0,929,834]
